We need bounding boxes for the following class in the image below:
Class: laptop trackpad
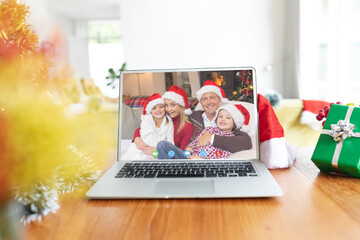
[153,180,215,195]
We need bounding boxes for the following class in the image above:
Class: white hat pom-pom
[240,125,250,132]
[222,98,229,104]
[184,108,192,115]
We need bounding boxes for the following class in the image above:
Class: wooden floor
[25,148,360,240]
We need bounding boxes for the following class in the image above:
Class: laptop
[86,67,283,198]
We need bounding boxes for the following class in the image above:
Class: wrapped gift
[311,104,360,178]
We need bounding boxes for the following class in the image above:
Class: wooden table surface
[25,148,360,240]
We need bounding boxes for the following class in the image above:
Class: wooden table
[25,148,360,240]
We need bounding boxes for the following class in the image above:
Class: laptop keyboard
[115,161,258,178]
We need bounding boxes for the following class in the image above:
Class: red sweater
[133,115,194,150]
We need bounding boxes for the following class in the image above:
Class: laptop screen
[119,68,259,161]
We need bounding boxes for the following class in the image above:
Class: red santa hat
[196,81,229,104]
[257,94,296,169]
[142,93,164,117]
[300,100,330,131]
[216,103,250,132]
[162,86,192,115]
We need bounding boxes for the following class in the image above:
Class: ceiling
[47,0,120,20]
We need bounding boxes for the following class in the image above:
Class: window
[88,20,124,98]
[300,0,360,103]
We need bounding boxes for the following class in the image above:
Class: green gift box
[311,104,360,178]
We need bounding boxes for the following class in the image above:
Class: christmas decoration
[299,100,330,131]
[312,104,360,178]
[2,94,111,224]
[0,0,38,58]
[0,0,114,228]
[229,70,254,103]
[315,102,353,126]
[14,145,100,224]
[258,94,295,169]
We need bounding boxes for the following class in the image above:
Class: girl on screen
[122,93,174,160]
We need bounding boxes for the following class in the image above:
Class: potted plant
[106,63,126,89]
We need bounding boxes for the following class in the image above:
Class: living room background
[24,0,360,103]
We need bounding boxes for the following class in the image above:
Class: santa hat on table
[258,94,296,169]
[162,86,192,115]
[196,81,229,104]
[216,103,250,132]
[300,100,330,131]
[142,93,164,119]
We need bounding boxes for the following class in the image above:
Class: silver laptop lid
[118,67,259,161]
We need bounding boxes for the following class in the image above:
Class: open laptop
[86,67,283,198]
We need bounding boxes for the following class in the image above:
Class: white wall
[120,0,286,95]
[67,20,91,79]
[26,0,288,96]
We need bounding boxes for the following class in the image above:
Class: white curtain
[283,0,300,99]
[299,0,360,103]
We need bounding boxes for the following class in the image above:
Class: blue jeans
[157,140,185,159]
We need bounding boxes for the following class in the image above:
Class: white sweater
[122,114,174,160]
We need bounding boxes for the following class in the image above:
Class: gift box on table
[311,104,360,178]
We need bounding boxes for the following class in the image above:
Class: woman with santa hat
[133,86,194,156]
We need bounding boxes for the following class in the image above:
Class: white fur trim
[300,111,322,131]
[222,98,229,104]
[217,104,244,130]
[141,113,153,121]
[260,137,296,169]
[239,125,250,133]
[162,91,185,107]
[145,98,164,115]
[184,108,192,115]
[196,85,224,101]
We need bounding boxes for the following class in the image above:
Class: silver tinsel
[13,144,101,225]
[14,182,60,225]
[53,144,101,194]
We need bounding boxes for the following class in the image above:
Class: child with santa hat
[187,103,252,159]
[122,93,174,160]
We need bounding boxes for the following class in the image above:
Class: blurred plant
[106,62,126,89]
[263,91,283,107]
